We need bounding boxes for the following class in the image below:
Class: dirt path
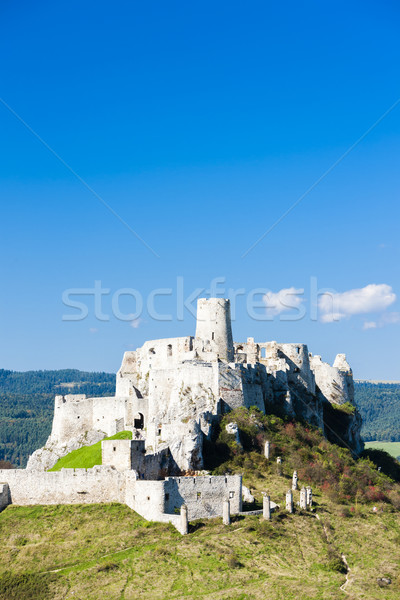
[340,554,351,593]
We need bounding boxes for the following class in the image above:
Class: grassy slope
[0,491,399,599]
[1,409,400,599]
[48,431,132,471]
[365,441,400,460]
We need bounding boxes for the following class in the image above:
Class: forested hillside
[355,382,400,442]
[0,370,115,467]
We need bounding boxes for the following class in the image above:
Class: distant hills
[0,370,399,468]
[355,381,400,443]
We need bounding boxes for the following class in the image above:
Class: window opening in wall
[113,446,116,451]
[147,496,150,501]
[261,348,266,358]
[211,332,215,340]
[158,428,162,436]
[229,491,235,499]
[167,344,172,357]
[149,348,156,355]
[296,346,300,354]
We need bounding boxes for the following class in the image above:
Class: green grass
[0,490,399,598]
[48,431,132,471]
[2,411,398,598]
[365,441,400,460]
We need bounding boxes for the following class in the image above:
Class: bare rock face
[26,430,106,472]
[310,353,363,455]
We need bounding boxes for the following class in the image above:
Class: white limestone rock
[225,422,241,446]
[242,485,255,503]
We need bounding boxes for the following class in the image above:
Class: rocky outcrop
[310,353,363,455]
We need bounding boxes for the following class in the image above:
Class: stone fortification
[0,297,364,534]
[27,297,363,472]
[0,464,242,532]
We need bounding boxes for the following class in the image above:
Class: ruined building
[0,298,362,531]
[28,297,363,473]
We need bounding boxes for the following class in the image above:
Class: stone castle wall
[163,475,242,520]
[0,467,127,506]
[0,468,242,529]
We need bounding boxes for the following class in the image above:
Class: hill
[1,408,400,599]
[355,382,400,442]
[0,369,115,467]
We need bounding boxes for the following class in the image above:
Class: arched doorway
[134,412,144,430]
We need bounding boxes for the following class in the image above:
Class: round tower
[195,298,234,362]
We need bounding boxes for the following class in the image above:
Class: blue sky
[1,1,399,378]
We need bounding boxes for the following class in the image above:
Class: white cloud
[319,284,396,323]
[263,287,305,316]
[130,318,142,329]
[363,321,377,330]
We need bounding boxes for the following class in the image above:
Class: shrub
[226,553,243,569]
[326,550,347,573]
[97,562,119,572]
[207,407,399,505]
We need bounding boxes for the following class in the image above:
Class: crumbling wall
[50,394,94,443]
[163,475,242,520]
[0,467,126,505]
[125,474,242,522]
[102,439,145,472]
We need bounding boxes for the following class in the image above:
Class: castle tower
[195,298,234,362]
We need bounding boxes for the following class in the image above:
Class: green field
[365,441,400,460]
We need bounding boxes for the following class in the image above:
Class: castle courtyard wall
[0,467,126,506]
[0,469,242,529]
[163,475,242,520]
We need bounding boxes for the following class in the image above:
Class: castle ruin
[0,298,362,531]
